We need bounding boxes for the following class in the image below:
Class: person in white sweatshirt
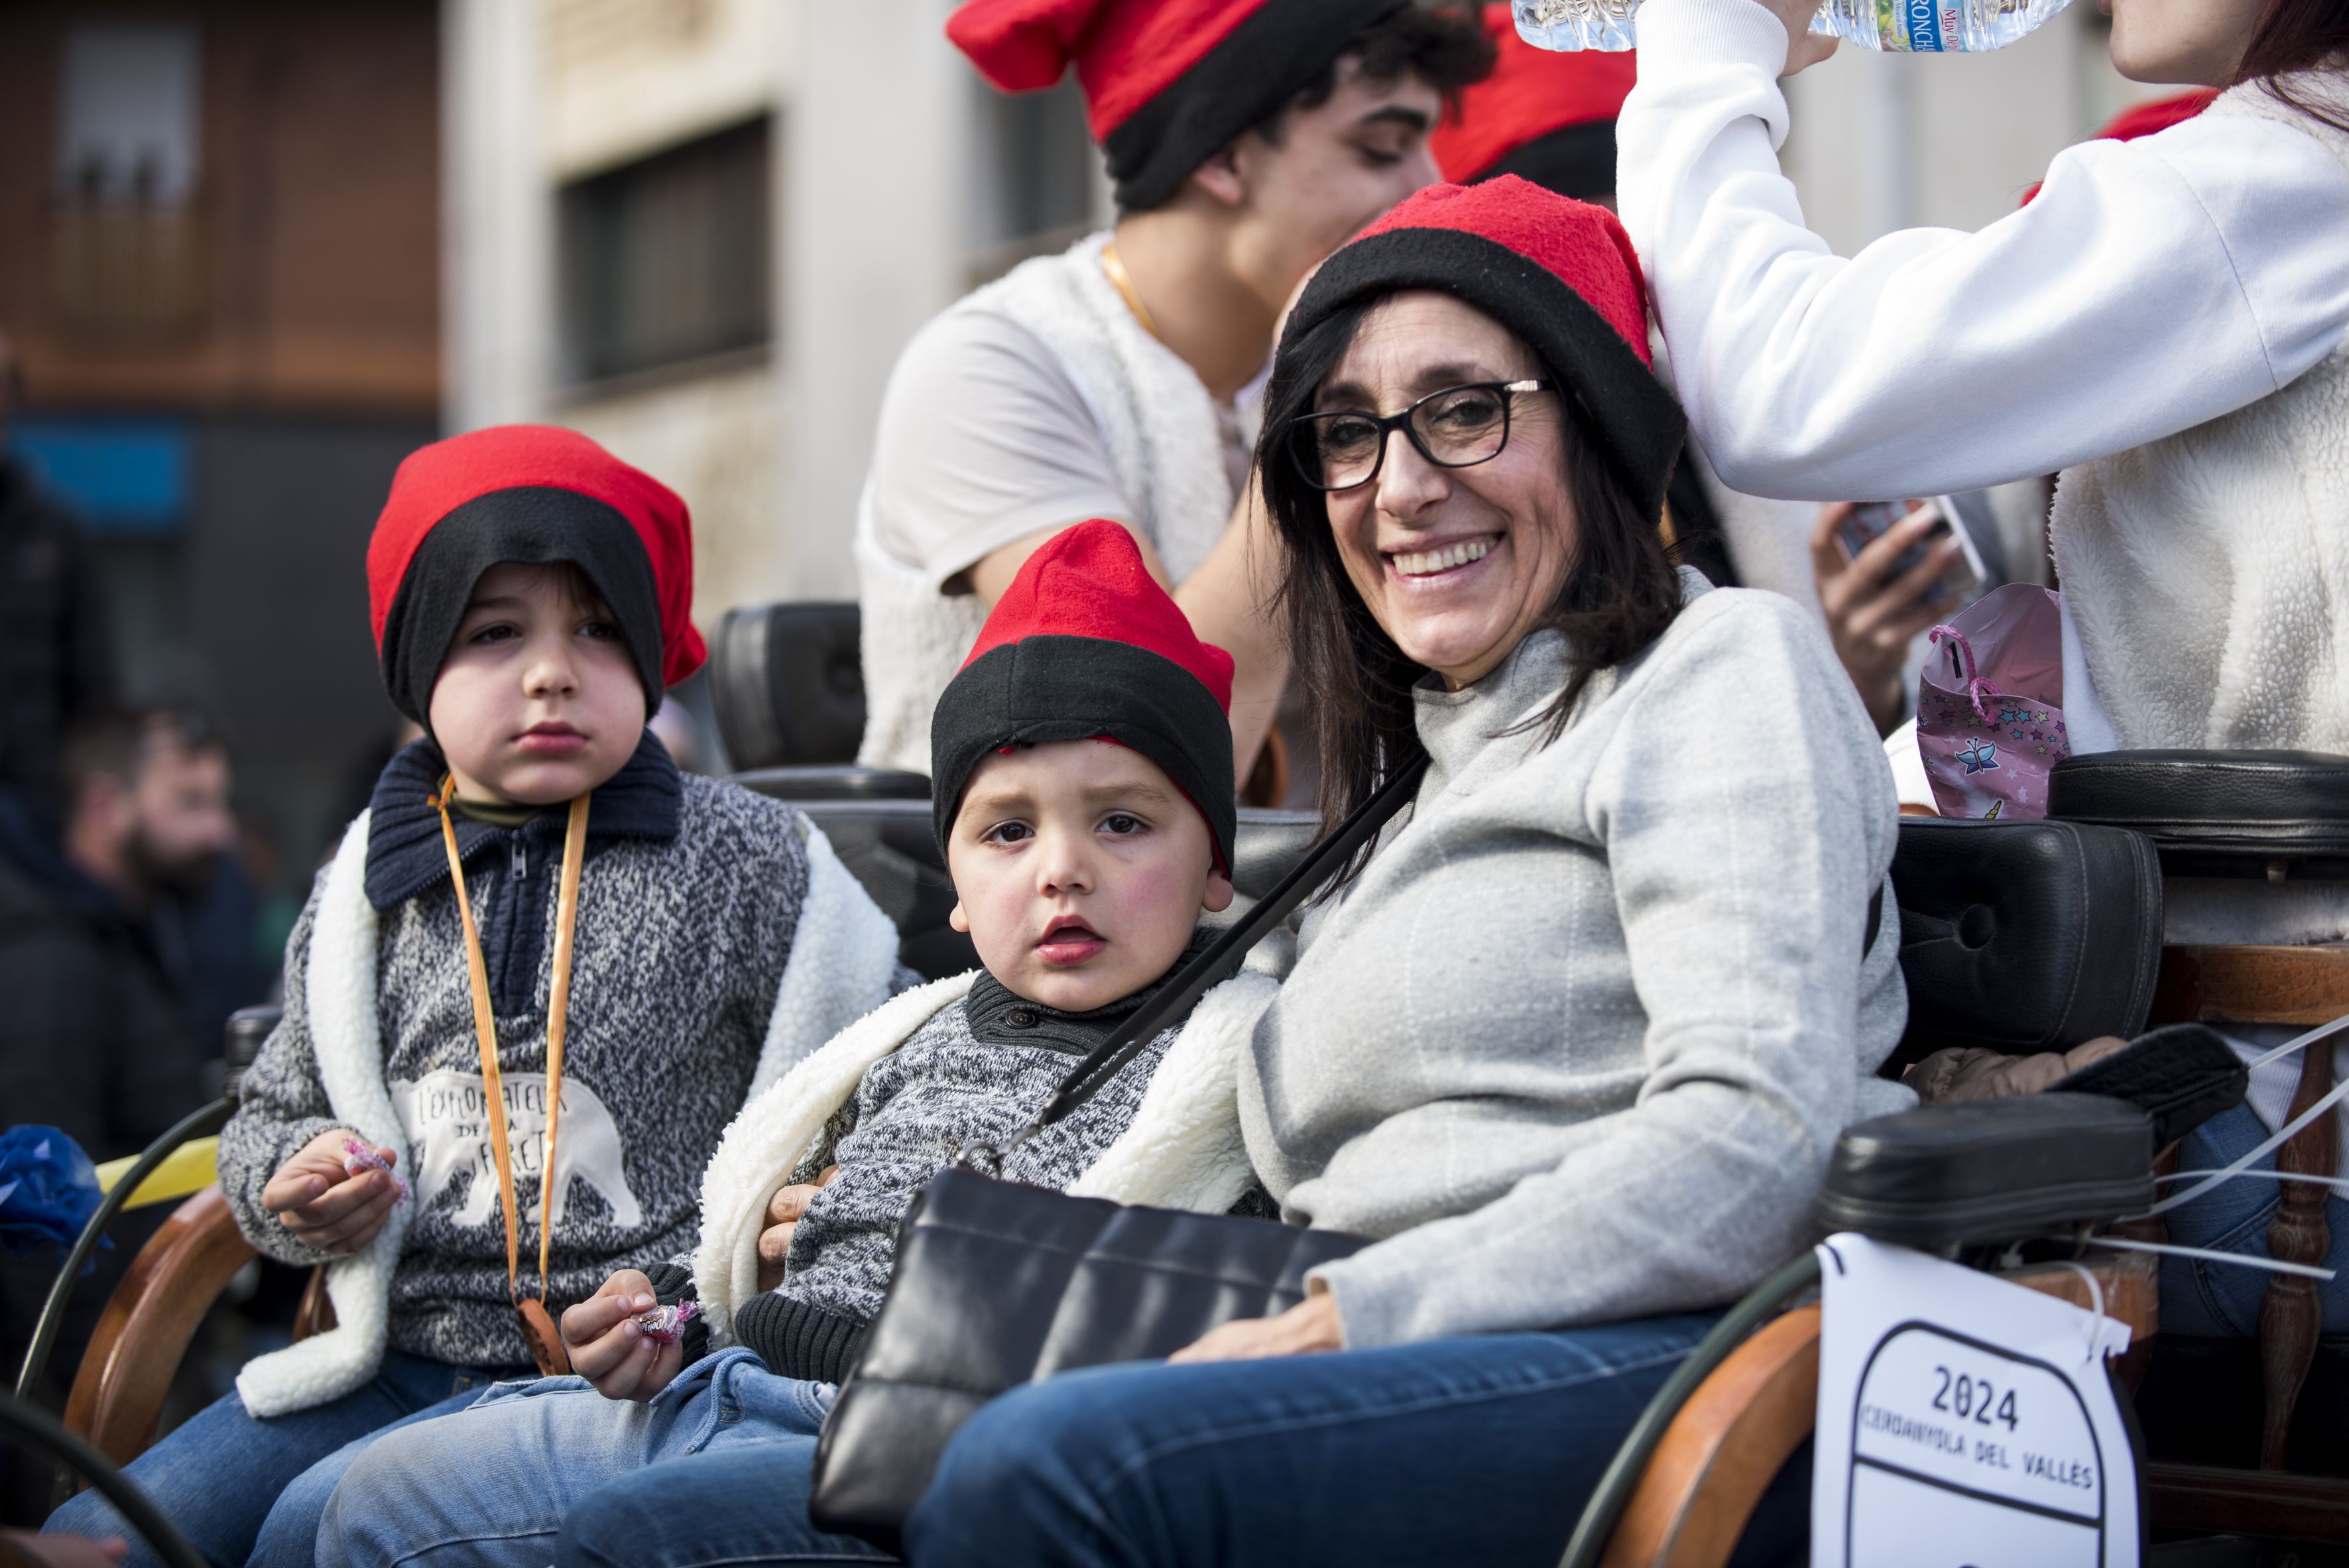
[1620,0,2349,1354]
[1618,0,2349,760]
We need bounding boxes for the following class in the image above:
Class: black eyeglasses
[1284,379,1553,493]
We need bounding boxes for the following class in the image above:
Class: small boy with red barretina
[48,426,906,1568]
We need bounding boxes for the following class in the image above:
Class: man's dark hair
[62,706,222,806]
[1256,2,1496,146]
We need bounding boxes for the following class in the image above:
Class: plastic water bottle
[1512,0,2075,53]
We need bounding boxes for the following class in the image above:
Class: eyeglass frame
[1282,378,1555,493]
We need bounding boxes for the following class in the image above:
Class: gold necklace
[1100,242,1162,341]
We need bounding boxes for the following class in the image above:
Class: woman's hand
[1759,0,1839,74]
[1811,501,1960,736]
[1168,1292,1344,1364]
[755,1166,841,1292]
[260,1130,400,1256]
[560,1269,683,1402]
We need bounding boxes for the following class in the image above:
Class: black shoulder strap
[1026,759,1886,1136]
[1025,756,1429,1133]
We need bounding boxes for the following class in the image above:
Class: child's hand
[261,1130,402,1256]
[560,1270,683,1402]
[754,1166,841,1292]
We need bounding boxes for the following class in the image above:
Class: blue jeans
[904,1311,1737,1568]
[2159,1101,2349,1338]
[44,1349,515,1568]
[320,1347,884,1568]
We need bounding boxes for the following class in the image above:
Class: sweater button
[1008,1008,1036,1028]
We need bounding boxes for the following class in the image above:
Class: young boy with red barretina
[48,426,906,1568]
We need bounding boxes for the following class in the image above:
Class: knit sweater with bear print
[219,734,909,1371]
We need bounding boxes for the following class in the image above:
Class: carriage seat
[2051,751,2349,876]
[1890,817,2163,1063]
[708,601,932,800]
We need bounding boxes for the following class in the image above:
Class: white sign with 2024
[1811,1234,2140,1568]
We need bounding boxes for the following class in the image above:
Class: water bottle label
[1899,0,1951,50]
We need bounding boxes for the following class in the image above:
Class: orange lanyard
[434,777,589,1372]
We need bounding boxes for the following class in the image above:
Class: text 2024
[1933,1365,2019,1430]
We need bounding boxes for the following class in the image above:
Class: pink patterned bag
[1917,584,2073,820]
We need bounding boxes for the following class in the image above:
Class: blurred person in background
[0,707,231,1516]
[0,707,230,1160]
[0,331,117,846]
[856,0,1493,799]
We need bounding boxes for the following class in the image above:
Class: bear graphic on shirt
[391,1069,646,1231]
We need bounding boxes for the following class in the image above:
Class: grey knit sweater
[1243,577,1916,1349]
[725,943,1216,1384]
[221,737,843,1369]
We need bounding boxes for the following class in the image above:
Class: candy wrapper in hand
[0,1126,105,1263]
[343,1138,411,1204]
[634,1299,701,1345]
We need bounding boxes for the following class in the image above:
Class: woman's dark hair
[1258,295,1685,867]
[2232,0,2349,131]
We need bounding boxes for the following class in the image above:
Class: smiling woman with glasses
[901,179,1910,1568]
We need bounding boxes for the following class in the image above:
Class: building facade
[0,0,442,879]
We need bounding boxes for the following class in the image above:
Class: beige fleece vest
[2051,75,2349,749]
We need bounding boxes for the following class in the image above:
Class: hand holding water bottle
[1512,0,2075,55]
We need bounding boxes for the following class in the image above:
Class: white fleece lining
[691,971,1270,1345]
[234,810,900,1416]
[691,973,977,1345]
[749,817,905,1099]
[237,810,412,1418]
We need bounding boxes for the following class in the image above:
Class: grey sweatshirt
[1240,576,1915,1348]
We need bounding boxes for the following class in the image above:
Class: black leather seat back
[711,603,867,770]
[1892,817,2163,1061]
[790,803,1325,983]
[798,801,976,982]
[733,766,930,803]
[2050,749,2349,876]
[223,1004,283,1102]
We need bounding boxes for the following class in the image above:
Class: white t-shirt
[866,304,1249,595]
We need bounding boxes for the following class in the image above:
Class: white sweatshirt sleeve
[1615,0,2349,503]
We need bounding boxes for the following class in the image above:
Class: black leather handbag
[804,760,1427,1551]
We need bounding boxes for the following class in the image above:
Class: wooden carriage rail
[64,1187,257,1469]
[60,1179,335,1473]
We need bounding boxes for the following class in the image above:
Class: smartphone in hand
[1833,499,1986,609]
